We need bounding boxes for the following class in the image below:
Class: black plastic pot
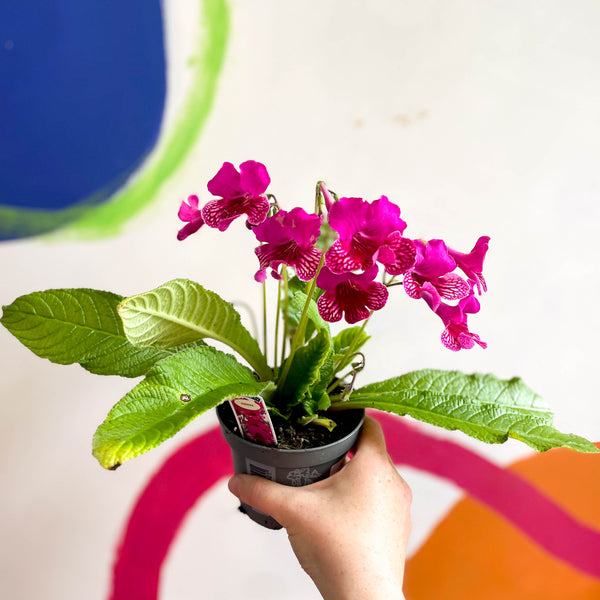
[217,403,365,529]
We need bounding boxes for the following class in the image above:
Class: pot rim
[216,403,365,455]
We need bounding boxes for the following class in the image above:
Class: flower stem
[280,268,290,367]
[277,254,325,390]
[315,181,323,214]
[273,279,282,377]
[332,314,371,375]
[326,351,365,395]
[262,282,268,360]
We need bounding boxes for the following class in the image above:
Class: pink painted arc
[108,427,231,600]
[108,413,600,599]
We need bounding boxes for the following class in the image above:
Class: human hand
[228,416,412,600]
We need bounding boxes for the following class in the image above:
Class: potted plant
[2,160,597,529]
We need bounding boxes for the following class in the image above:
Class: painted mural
[0,0,227,239]
[1,2,599,599]
[108,413,600,599]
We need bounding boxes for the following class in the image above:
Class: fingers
[351,416,407,485]
[227,417,393,527]
[228,474,294,523]
[354,415,389,458]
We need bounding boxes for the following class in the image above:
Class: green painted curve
[0,0,229,241]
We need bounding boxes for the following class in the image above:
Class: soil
[218,403,363,450]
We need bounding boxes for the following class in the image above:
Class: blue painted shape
[0,1,165,217]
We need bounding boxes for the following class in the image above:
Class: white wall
[1,2,599,598]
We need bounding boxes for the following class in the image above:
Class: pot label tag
[229,396,278,447]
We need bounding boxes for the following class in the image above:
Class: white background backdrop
[1,1,599,598]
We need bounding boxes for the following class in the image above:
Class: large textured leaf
[276,329,332,414]
[117,279,271,380]
[1,289,185,377]
[340,370,598,453]
[93,345,276,469]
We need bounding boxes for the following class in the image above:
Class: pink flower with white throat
[253,207,323,283]
[325,195,416,276]
[316,265,388,324]
[202,161,271,231]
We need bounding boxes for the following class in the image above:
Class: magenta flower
[421,286,487,351]
[253,208,323,282]
[177,195,204,241]
[316,265,388,324]
[202,161,271,231]
[403,239,470,310]
[448,236,490,294]
[325,196,416,276]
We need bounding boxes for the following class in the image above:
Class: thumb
[228,474,293,522]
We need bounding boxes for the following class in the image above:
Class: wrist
[314,564,405,600]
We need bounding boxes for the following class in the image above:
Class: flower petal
[202,198,238,231]
[441,327,463,351]
[328,197,366,240]
[317,292,344,322]
[435,273,471,301]
[316,266,385,324]
[442,323,487,351]
[294,246,322,281]
[177,219,203,241]
[178,195,201,221]
[403,272,422,300]
[416,281,442,311]
[448,236,490,294]
[239,160,271,196]
[244,196,270,226]
[328,196,411,275]
[254,268,268,283]
[413,239,456,279]
[367,196,407,236]
[254,208,321,245]
[344,303,372,324]
[207,162,244,199]
[380,233,416,275]
[325,239,363,273]
[364,282,389,311]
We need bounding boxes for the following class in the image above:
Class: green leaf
[284,278,325,343]
[332,326,370,372]
[340,370,598,453]
[117,279,272,380]
[290,291,329,333]
[305,351,334,414]
[287,275,324,300]
[0,289,186,377]
[277,329,332,414]
[92,345,276,469]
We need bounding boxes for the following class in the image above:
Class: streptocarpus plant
[2,160,597,470]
